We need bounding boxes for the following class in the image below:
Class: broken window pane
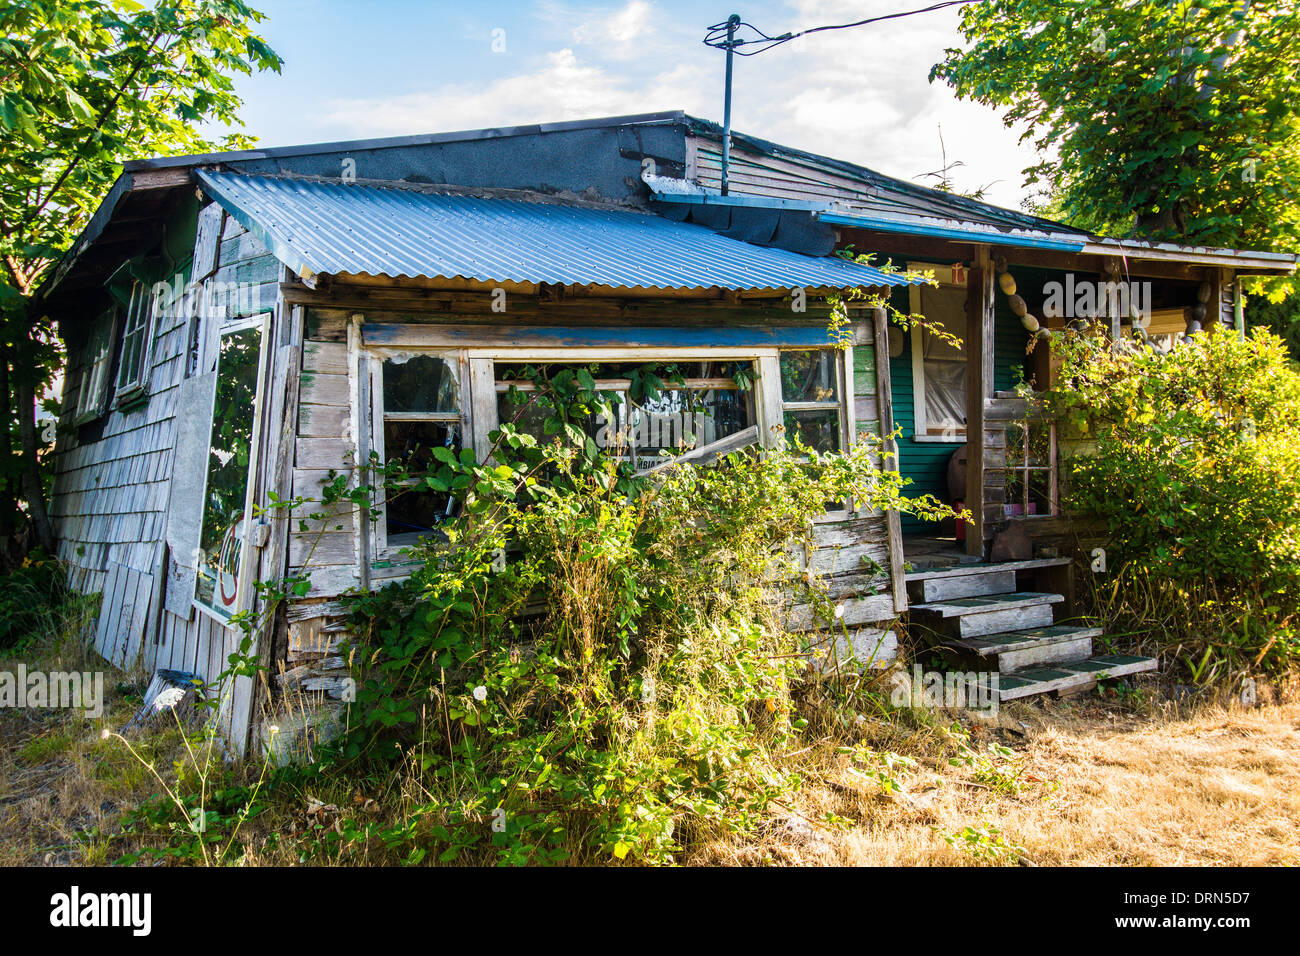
[383,354,459,413]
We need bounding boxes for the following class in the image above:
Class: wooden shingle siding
[50,202,292,753]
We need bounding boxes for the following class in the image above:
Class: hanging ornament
[998,272,1017,296]
[1020,313,1040,333]
[1008,294,1028,317]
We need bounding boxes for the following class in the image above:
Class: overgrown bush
[0,549,74,651]
[301,365,948,864]
[1041,327,1300,680]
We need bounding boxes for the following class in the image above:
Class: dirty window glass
[915,283,967,437]
[778,350,842,453]
[495,361,755,472]
[195,322,264,618]
[381,355,462,547]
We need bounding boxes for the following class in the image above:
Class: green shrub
[304,364,948,865]
[1042,327,1300,678]
[0,549,71,651]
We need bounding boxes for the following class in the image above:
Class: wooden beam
[836,227,1219,281]
[871,308,908,613]
[361,322,841,351]
[965,245,995,557]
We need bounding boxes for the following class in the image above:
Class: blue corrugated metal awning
[196,170,916,292]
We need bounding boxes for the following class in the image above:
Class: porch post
[964,245,995,557]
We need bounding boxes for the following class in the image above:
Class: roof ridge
[209,169,650,213]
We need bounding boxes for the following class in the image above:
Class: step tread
[910,591,1065,618]
[997,654,1158,701]
[904,557,1072,582]
[947,624,1103,656]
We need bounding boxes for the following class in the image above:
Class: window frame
[364,349,468,559]
[774,348,850,455]
[356,334,866,567]
[191,310,272,626]
[908,260,969,444]
[114,279,158,402]
[493,367,757,473]
[993,415,1060,520]
[73,308,119,425]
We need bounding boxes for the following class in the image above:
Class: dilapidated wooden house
[36,111,1298,755]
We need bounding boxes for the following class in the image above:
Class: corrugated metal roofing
[196,170,916,292]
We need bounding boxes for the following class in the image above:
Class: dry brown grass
[691,677,1300,866]
[4,631,1298,867]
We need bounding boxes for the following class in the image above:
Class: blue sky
[224,0,1038,209]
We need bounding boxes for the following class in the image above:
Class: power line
[704,1,979,56]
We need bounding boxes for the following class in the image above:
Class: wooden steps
[949,624,1103,673]
[904,556,1157,702]
[910,591,1063,639]
[995,655,1158,701]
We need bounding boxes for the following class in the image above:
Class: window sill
[114,386,149,411]
[913,432,967,444]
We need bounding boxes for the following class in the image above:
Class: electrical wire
[704,1,980,56]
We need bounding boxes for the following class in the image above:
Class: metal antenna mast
[711,14,740,196]
[703,3,976,194]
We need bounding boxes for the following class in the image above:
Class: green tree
[0,0,280,559]
[932,1,1300,285]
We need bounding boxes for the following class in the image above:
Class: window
[495,361,755,472]
[997,418,1059,518]
[909,262,968,441]
[194,315,268,620]
[73,310,117,423]
[377,354,463,550]
[115,280,157,398]
[778,350,843,452]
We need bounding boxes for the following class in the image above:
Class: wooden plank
[93,562,128,666]
[298,370,349,407]
[348,316,372,591]
[871,308,908,613]
[904,556,1072,581]
[468,357,497,459]
[286,599,350,622]
[291,563,361,598]
[289,531,355,567]
[363,322,840,351]
[295,436,356,470]
[965,246,995,555]
[298,402,351,438]
[302,340,348,375]
[911,569,1016,603]
[193,204,224,280]
[783,590,897,632]
[757,354,785,448]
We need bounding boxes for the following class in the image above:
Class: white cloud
[316,0,1043,211]
[570,0,659,59]
[321,48,707,136]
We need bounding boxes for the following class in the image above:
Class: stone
[990,522,1033,562]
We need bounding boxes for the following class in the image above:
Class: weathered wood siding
[52,265,191,671]
[51,203,285,753]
